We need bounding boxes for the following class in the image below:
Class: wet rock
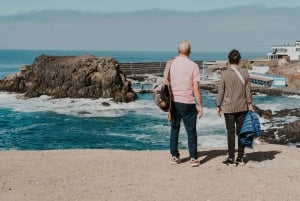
[274,108,300,118]
[253,105,272,119]
[200,84,218,94]
[277,120,300,144]
[25,90,42,98]
[255,105,300,144]
[0,55,137,102]
[102,102,111,107]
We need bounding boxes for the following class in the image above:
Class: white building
[249,66,269,74]
[268,41,300,61]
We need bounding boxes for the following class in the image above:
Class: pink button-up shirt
[169,56,201,104]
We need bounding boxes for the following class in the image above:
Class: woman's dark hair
[228,49,241,65]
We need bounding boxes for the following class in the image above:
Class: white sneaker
[190,158,200,167]
[170,156,181,165]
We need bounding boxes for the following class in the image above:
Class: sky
[1,0,300,14]
[0,0,300,52]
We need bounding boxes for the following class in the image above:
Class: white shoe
[190,158,200,167]
[170,156,181,165]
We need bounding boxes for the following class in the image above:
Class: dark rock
[254,105,300,144]
[102,102,111,106]
[277,120,300,143]
[200,84,218,94]
[25,90,41,98]
[274,108,300,118]
[0,55,137,102]
[253,105,272,119]
[251,86,300,96]
[261,128,278,143]
[296,145,300,148]
[251,87,284,96]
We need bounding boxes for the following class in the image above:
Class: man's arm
[194,81,203,118]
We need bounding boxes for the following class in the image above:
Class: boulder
[0,55,137,102]
[253,105,272,118]
[254,105,300,144]
[277,120,300,144]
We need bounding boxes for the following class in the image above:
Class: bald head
[178,40,191,56]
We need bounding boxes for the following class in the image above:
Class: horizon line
[1,5,300,17]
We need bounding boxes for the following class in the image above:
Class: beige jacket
[216,67,252,113]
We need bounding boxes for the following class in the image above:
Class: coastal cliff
[0,55,137,102]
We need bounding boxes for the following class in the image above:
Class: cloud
[0,6,299,52]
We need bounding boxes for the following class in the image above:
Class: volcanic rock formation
[0,55,137,102]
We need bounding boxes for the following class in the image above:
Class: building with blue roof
[249,72,286,88]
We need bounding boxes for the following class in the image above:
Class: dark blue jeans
[224,111,247,159]
[170,102,198,159]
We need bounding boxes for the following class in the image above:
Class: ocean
[0,49,299,150]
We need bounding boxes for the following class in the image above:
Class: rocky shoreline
[253,105,300,145]
[200,82,300,96]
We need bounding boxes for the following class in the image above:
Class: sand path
[1,144,299,201]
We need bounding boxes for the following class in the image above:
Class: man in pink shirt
[166,40,203,167]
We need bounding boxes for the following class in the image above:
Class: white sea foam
[286,95,300,99]
[199,135,227,148]
[275,116,299,123]
[1,91,298,116]
[150,124,170,133]
[0,91,299,149]
[0,123,50,135]
[180,134,226,149]
[259,117,272,130]
[255,96,300,112]
[0,92,154,118]
[198,107,226,127]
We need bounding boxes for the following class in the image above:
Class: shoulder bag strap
[164,58,174,81]
[231,67,245,85]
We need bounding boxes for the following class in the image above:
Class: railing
[119,61,204,76]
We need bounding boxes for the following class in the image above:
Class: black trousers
[224,111,247,159]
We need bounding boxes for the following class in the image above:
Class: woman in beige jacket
[216,49,253,166]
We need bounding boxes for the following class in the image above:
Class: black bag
[152,82,171,112]
[152,59,174,121]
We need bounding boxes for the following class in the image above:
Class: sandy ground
[0,144,299,201]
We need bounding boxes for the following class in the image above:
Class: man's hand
[197,106,203,119]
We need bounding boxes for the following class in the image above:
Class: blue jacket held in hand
[240,111,261,148]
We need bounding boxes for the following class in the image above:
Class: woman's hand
[217,107,222,117]
[248,104,254,111]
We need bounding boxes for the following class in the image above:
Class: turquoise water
[0,50,298,150]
